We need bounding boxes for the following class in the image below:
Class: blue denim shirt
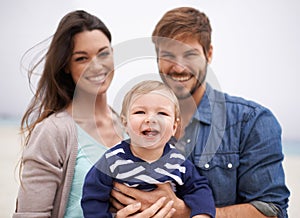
[175,83,290,218]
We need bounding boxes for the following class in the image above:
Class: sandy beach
[0,125,21,218]
[1,125,299,217]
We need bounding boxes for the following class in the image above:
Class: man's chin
[173,89,193,99]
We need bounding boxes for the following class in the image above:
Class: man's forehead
[159,38,190,47]
[158,39,202,54]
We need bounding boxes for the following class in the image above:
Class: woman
[13,10,174,218]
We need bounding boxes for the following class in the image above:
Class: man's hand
[115,197,176,218]
[111,182,191,217]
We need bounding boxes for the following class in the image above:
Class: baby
[81,80,215,218]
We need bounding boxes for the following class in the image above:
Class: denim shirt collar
[192,83,213,125]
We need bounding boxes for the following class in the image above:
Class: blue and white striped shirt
[82,140,215,218]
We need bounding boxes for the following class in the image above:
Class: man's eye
[185,53,198,58]
[160,53,174,59]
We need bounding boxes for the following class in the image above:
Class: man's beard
[159,64,207,100]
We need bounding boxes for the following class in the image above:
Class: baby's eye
[158,112,169,116]
[133,111,145,114]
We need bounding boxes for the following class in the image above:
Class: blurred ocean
[283,140,300,156]
[0,116,21,126]
[1,116,299,155]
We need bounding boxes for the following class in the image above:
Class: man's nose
[171,61,186,73]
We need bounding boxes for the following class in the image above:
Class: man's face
[157,38,210,99]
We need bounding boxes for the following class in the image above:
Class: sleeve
[81,156,114,218]
[13,118,69,218]
[177,160,216,218]
[238,107,290,218]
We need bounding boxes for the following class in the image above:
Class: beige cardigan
[13,111,78,218]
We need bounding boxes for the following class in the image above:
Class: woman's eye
[98,51,110,58]
[74,56,87,62]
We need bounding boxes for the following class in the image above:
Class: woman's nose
[85,57,104,72]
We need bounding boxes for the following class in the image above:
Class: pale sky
[1,0,299,140]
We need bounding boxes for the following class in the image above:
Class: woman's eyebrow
[72,46,109,55]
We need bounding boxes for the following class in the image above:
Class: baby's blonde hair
[121,80,180,125]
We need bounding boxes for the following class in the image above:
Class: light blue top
[64,124,109,218]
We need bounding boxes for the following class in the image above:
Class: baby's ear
[172,118,180,134]
[121,115,127,127]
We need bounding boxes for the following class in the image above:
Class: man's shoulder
[223,92,274,120]
[208,85,276,123]
[210,87,269,113]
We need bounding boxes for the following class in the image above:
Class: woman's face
[68,30,114,96]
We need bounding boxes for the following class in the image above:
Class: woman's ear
[64,66,70,74]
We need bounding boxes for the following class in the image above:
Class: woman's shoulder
[48,110,73,123]
[23,111,78,158]
[40,111,74,129]
[32,111,76,142]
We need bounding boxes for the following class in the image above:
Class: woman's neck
[67,92,123,147]
[69,91,110,122]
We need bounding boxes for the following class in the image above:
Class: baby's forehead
[131,90,173,101]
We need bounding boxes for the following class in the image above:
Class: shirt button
[204,163,210,169]
[186,139,191,143]
[227,163,233,169]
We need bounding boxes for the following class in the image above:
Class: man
[112,7,289,218]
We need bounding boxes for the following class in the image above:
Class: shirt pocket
[195,152,240,171]
[194,152,240,206]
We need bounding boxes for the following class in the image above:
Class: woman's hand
[115,197,176,218]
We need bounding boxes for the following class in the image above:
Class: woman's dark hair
[21,10,111,144]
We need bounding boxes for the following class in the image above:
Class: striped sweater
[82,140,215,218]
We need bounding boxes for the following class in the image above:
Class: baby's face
[125,91,177,150]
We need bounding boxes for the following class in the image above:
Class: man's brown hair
[152,7,212,59]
